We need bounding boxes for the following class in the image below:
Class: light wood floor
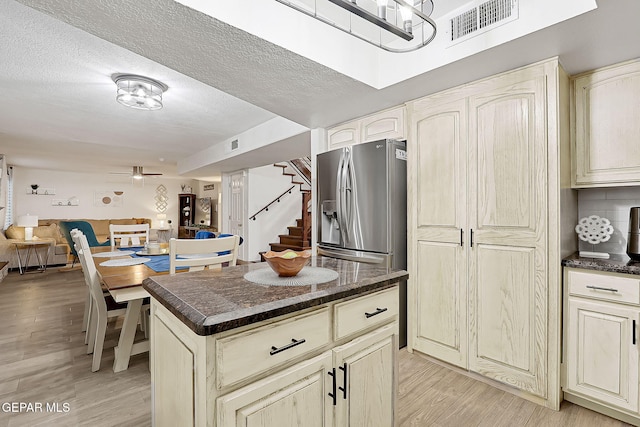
[0,268,632,427]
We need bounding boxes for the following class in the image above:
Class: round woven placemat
[244,266,339,286]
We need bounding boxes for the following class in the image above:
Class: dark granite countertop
[562,252,640,275]
[142,256,408,336]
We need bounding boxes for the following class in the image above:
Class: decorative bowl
[263,249,311,277]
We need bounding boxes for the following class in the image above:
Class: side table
[12,241,52,274]
[153,228,172,243]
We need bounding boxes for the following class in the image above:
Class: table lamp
[17,214,38,240]
[156,213,167,228]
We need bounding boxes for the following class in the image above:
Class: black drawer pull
[270,338,306,356]
[586,285,619,293]
[338,363,348,399]
[634,320,637,346]
[328,368,337,405]
[365,307,388,318]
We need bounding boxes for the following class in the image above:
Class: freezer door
[317,148,345,246]
[343,141,389,252]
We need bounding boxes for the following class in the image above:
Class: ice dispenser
[320,200,340,245]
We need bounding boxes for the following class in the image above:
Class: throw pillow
[34,224,61,241]
[5,224,24,239]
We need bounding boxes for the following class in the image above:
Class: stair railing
[288,157,311,187]
[249,185,295,221]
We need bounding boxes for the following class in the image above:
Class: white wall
[246,165,303,262]
[577,187,640,255]
[11,166,199,230]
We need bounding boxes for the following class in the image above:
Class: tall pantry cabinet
[407,58,577,409]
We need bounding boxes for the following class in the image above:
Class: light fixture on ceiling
[132,166,144,180]
[276,0,436,52]
[111,74,168,111]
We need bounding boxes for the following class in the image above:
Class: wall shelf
[52,199,79,206]
[26,188,55,195]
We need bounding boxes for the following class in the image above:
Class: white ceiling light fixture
[276,0,436,52]
[111,73,168,111]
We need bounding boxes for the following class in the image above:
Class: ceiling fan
[110,166,163,180]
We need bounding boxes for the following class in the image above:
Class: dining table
[92,245,180,372]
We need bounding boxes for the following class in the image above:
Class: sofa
[0,218,151,270]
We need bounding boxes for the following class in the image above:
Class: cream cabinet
[563,269,640,422]
[327,106,406,150]
[217,352,334,427]
[407,96,468,368]
[150,285,399,427]
[408,58,574,409]
[572,59,640,187]
[333,324,396,426]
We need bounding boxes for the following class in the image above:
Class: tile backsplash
[578,187,640,254]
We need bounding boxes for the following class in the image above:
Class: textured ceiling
[0,0,277,178]
[3,0,640,179]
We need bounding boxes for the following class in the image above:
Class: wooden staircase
[268,158,312,254]
[268,217,311,252]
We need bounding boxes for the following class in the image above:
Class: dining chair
[60,220,110,267]
[70,229,92,341]
[168,235,240,275]
[74,233,130,372]
[109,223,150,250]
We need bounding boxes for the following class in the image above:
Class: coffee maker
[627,207,640,260]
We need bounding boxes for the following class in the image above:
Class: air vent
[451,9,478,40]
[231,139,239,150]
[449,0,518,43]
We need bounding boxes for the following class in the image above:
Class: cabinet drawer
[334,287,398,340]
[568,270,640,305]
[216,308,330,389]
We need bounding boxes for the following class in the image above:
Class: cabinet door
[361,106,406,143]
[573,60,640,187]
[217,352,334,427]
[333,324,396,427]
[153,313,197,427]
[407,97,468,368]
[566,298,639,412]
[328,121,359,150]
[468,74,549,398]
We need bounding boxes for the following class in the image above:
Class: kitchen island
[143,256,407,427]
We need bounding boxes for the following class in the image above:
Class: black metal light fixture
[276,0,436,52]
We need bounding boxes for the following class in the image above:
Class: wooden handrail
[249,186,295,221]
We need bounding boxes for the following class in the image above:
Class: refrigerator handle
[336,149,348,245]
[344,148,353,230]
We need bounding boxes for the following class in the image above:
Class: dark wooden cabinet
[178,194,196,238]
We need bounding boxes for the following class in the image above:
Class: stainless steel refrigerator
[317,139,407,346]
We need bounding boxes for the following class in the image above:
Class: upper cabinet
[573,59,640,187]
[327,106,406,150]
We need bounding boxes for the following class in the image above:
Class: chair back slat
[169,235,239,275]
[109,224,150,250]
[73,231,108,316]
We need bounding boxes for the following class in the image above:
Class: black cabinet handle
[338,363,348,399]
[586,285,619,293]
[270,338,306,356]
[365,307,388,318]
[328,368,337,405]
[634,320,637,346]
[460,229,463,247]
[470,229,474,248]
